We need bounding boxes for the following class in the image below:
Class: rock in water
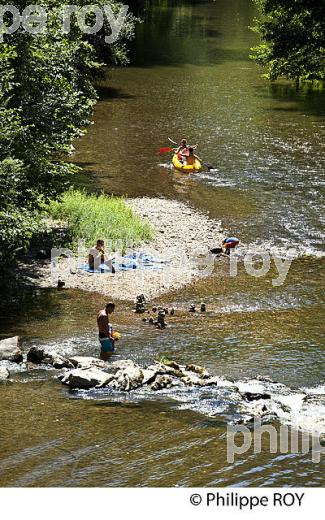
[151,375,174,391]
[185,364,210,379]
[142,368,159,385]
[114,365,144,391]
[60,368,115,389]
[244,392,271,402]
[0,367,10,380]
[159,358,180,370]
[0,337,23,363]
[27,347,74,369]
[69,356,108,370]
[48,355,74,369]
[27,346,45,364]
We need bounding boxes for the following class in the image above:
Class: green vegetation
[48,191,153,248]
[0,1,137,264]
[250,0,325,83]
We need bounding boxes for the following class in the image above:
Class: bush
[47,191,153,249]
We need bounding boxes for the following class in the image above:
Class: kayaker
[97,302,116,360]
[186,147,201,166]
[175,138,198,156]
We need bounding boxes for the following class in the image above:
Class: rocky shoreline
[13,197,224,301]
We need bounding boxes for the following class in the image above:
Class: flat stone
[60,368,114,389]
[0,337,23,363]
[69,356,108,370]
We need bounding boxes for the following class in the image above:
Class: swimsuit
[99,335,115,353]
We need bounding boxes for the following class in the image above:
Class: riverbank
[13,197,224,301]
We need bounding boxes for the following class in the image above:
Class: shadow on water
[255,82,325,117]
[128,0,256,67]
[95,85,136,101]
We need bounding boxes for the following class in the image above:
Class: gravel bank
[15,198,224,301]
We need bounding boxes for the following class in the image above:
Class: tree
[250,0,325,82]
[0,1,136,262]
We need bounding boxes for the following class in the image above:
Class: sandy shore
[14,198,224,301]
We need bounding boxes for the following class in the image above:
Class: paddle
[168,137,178,145]
[159,147,174,155]
[202,162,216,171]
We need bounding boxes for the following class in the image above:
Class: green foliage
[250,0,325,82]
[0,159,44,260]
[0,1,137,263]
[47,191,153,248]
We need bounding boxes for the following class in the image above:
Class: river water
[1,0,324,486]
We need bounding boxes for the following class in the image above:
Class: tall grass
[48,191,153,249]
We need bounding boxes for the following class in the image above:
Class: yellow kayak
[172,153,203,173]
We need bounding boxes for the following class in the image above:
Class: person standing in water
[97,302,116,360]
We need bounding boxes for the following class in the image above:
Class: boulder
[244,392,271,402]
[60,368,114,389]
[243,392,271,401]
[142,368,159,385]
[0,337,23,363]
[27,346,45,364]
[148,362,184,379]
[27,347,74,369]
[69,356,108,370]
[185,364,210,379]
[151,374,174,391]
[46,354,74,369]
[182,374,203,386]
[0,367,10,380]
[111,359,137,371]
[158,358,180,370]
[114,365,144,391]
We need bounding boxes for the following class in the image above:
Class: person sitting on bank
[88,240,115,272]
[97,302,116,360]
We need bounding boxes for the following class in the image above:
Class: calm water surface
[1,0,324,487]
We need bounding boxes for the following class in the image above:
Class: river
[0,0,324,487]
